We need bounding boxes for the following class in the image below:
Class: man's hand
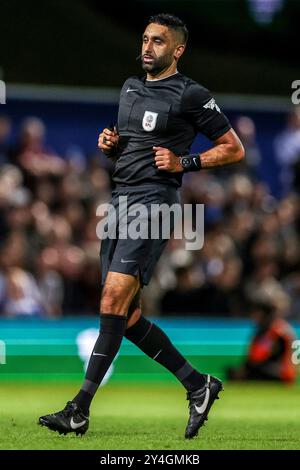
[98,127,119,155]
[153,146,183,172]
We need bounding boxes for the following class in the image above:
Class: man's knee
[100,272,139,315]
[101,285,124,315]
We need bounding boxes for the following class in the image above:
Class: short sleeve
[181,82,231,140]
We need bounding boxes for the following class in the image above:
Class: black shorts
[100,184,180,287]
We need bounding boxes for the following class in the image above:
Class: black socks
[73,314,205,415]
[73,314,126,415]
[125,316,206,392]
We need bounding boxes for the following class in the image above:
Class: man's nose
[144,42,153,54]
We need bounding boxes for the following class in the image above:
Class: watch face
[181,157,191,168]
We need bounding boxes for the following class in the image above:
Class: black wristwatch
[179,154,202,172]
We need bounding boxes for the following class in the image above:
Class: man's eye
[155,39,162,44]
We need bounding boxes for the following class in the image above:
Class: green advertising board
[0,317,297,383]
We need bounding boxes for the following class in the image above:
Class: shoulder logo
[142,110,158,132]
[203,98,221,113]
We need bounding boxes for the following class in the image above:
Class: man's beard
[141,54,172,76]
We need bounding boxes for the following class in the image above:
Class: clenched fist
[153,146,183,172]
[98,126,119,156]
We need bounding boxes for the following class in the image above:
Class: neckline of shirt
[145,71,180,83]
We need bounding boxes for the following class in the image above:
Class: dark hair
[148,13,189,44]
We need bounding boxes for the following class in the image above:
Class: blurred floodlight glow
[248,0,284,24]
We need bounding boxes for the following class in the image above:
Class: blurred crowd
[0,114,112,317]
[0,108,300,319]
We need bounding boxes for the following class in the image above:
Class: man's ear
[174,44,185,61]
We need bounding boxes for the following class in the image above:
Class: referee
[39,13,244,439]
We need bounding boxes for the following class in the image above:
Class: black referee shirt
[113,72,231,188]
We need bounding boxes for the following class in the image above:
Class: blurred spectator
[0,115,12,163]
[161,266,200,315]
[292,153,300,192]
[235,116,261,177]
[196,256,245,316]
[0,267,45,317]
[36,248,64,317]
[227,301,297,383]
[274,106,300,194]
[11,117,66,183]
[161,256,244,316]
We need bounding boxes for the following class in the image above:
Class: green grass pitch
[0,381,299,450]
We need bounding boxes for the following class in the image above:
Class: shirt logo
[203,98,221,113]
[126,88,138,93]
[142,110,158,132]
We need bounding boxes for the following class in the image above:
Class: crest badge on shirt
[142,110,158,132]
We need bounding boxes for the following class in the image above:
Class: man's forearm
[200,142,245,169]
